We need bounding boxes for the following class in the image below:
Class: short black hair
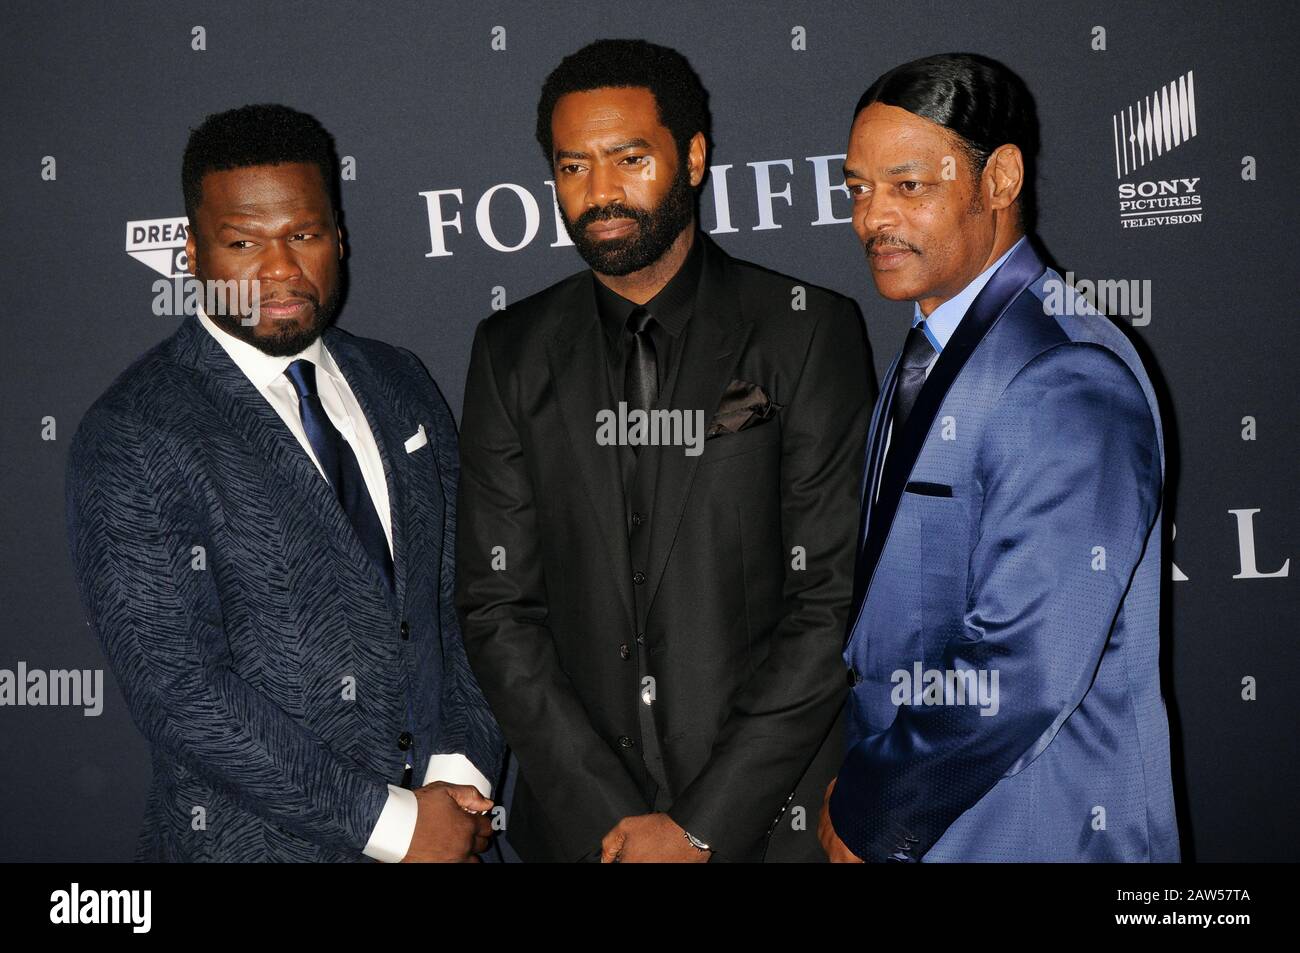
[181,103,339,225]
[854,53,1039,229]
[536,39,711,168]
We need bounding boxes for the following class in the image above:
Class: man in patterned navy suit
[820,54,1179,862]
[66,104,502,862]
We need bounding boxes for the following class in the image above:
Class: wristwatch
[683,830,711,852]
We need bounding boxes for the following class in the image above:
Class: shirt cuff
[361,784,418,863]
[423,753,493,798]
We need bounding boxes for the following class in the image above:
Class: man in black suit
[456,39,873,862]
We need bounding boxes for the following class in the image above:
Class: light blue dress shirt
[911,235,1027,357]
[875,235,1028,502]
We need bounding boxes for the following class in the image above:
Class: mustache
[571,202,650,231]
[864,235,921,257]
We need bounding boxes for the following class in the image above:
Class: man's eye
[228,240,254,249]
[621,155,649,166]
[848,183,870,196]
[290,233,316,241]
[560,164,584,175]
[900,181,923,193]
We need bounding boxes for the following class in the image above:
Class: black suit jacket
[456,232,873,861]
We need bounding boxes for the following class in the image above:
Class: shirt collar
[196,305,343,392]
[593,230,705,344]
[912,235,1026,352]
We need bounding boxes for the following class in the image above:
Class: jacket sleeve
[455,318,648,860]
[829,343,1162,861]
[65,402,389,855]
[398,348,505,790]
[667,298,874,856]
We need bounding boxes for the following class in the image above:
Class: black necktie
[624,306,657,412]
[284,359,395,591]
[891,323,937,437]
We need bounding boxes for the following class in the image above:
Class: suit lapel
[546,278,638,634]
[846,349,901,627]
[171,316,403,609]
[642,236,752,617]
[323,328,417,609]
[853,240,1049,614]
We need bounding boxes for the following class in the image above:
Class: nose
[857,190,903,242]
[257,239,303,284]
[586,159,625,211]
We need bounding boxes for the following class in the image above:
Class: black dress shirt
[592,231,705,401]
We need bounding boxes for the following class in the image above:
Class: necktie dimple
[891,322,938,437]
[284,359,394,591]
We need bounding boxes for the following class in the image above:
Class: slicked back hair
[855,53,1039,230]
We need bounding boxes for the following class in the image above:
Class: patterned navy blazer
[65,313,502,861]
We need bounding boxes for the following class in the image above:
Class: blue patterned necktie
[284,359,394,591]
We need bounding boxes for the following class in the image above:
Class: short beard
[562,160,696,276]
[197,271,341,357]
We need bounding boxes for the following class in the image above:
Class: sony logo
[1117,178,1201,199]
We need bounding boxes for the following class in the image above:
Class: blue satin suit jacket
[830,239,1179,862]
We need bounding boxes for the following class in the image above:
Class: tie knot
[901,323,937,370]
[285,358,318,399]
[626,306,654,336]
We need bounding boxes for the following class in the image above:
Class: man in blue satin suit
[819,54,1179,862]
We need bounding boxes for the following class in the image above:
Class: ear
[686,131,708,187]
[985,143,1024,212]
[336,223,345,260]
[184,231,197,275]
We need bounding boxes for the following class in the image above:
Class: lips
[869,247,914,270]
[259,298,310,317]
[587,219,636,240]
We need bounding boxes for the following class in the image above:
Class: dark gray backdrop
[2,0,1295,861]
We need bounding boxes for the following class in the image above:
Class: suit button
[618,735,634,748]
[631,512,644,527]
[399,620,410,640]
[847,667,861,687]
[633,571,646,585]
[397,731,412,751]
[619,643,630,660]
[636,632,645,644]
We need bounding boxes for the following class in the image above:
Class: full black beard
[562,162,696,276]
[196,271,341,357]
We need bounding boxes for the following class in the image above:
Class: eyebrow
[217,218,323,234]
[554,137,655,162]
[842,160,929,179]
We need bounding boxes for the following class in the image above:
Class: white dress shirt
[873,237,1025,504]
[196,308,491,862]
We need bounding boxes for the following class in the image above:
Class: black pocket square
[904,481,953,497]
[705,379,782,438]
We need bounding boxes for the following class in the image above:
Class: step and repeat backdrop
[1,1,1295,861]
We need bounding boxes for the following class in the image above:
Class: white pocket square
[404,424,428,453]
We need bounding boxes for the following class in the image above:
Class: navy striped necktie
[284,359,395,591]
